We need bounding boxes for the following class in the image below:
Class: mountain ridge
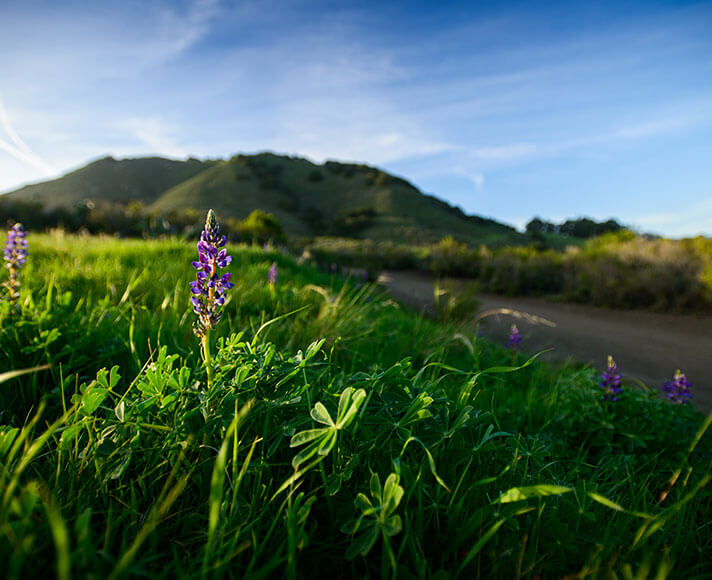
[1,152,522,245]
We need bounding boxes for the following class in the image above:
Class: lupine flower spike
[508,324,522,351]
[190,209,233,385]
[268,262,278,285]
[2,223,28,308]
[662,370,692,404]
[600,355,622,402]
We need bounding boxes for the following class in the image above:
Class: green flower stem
[202,328,214,388]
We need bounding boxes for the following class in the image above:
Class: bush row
[306,233,712,311]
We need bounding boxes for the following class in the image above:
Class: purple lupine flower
[662,370,692,404]
[2,223,28,305]
[268,262,278,285]
[507,324,522,351]
[599,355,622,402]
[190,210,234,339]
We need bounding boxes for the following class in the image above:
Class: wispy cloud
[632,197,712,238]
[149,0,221,63]
[0,91,56,175]
[121,116,188,158]
[462,98,712,169]
[470,143,539,162]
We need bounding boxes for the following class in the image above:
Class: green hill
[2,152,523,245]
[4,156,217,210]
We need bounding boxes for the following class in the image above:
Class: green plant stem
[203,329,213,388]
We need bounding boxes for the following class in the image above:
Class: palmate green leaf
[80,384,108,416]
[495,484,572,504]
[310,402,334,426]
[143,365,164,396]
[291,439,321,470]
[166,366,191,391]
[355,492,373,513]
[398,392,434,428]
[336,387,367,429]
[290,428,328,447]
[290,430,336,469]
[317,430,337,456]
[369,472,383,504]
[96,366,121,390]
[382,473,404,515]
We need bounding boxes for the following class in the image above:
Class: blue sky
[1,0,711,237]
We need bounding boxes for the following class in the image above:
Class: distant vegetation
[307,232,712,312]
[526,216,626,238]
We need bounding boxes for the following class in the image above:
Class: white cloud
[0,91,56,176]
[633,198,712,237]
[121,116,188,158]
[451,166,485,190]
[470,143,539,162]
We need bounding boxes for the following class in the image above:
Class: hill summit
[2,152,521,245]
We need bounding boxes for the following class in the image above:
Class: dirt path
[378,270,712,412]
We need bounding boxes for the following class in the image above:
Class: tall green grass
[0,233,710,578]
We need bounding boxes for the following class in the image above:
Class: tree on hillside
[236,210,285,244]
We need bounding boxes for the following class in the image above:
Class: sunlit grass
[0,233,710,578]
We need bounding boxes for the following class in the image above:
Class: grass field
[1,231,711,579]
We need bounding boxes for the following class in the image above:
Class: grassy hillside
[3,152,525,245]
[3,156,216,209]
[151,153,523,244]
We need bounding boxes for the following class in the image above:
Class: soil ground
[377,270,712,413]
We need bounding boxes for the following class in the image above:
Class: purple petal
[217,254,232,268]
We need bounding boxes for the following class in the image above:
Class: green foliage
[236,209,286,244]
[0,234,710,578]
[343,472,404,568]
[526,215,626,238]
[306,232,712,312]
[289,386,366,469]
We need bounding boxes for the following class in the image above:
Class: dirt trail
[378,270,712,413]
